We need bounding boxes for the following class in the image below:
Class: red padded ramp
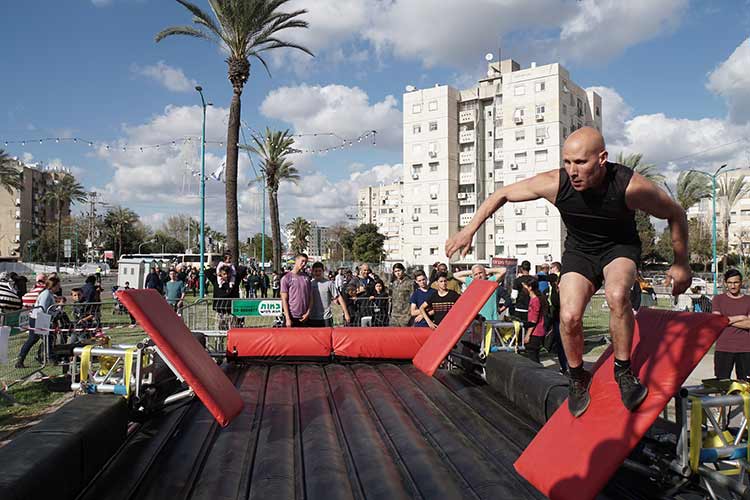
[514,308,728,500]
[333,327,431,359]
[117,289,243,427]
[413,279,498,376]
[227,327,332,358]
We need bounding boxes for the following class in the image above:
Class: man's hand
[445,228,474,259]
[301,311,310,322]
[285,318,292,327]
[666,263,691,296]
[344,313,351,324]
[428,322,438,330]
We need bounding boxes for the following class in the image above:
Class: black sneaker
[616,368,648,411]
[568,370,593,418]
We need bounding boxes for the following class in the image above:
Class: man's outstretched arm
[446,170,559,259]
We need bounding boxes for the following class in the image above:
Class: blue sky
[1,0,749,237]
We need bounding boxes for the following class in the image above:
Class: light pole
[689,164,731,294]
[138,239,155,254]
[196,86,208,298]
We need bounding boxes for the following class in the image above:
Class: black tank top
[554,162,641,254]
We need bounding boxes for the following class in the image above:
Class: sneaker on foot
[568,370,592,417]
[616,368,648,411]
[14,361,25,369]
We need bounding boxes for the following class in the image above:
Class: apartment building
[357,181,403,261]
[0,158,70,258]
[306,221,329,259]
[400,58,601,270]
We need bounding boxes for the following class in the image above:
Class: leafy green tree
[326,223,354,261]
[243,128,300,269]
[635,211,656,261]
[153,230,186,253]
[351,223,385,263]
[718,174,750,266]
[104,206,140,260]
[156,0,313,266]
[671,171,711,211]
[655,227,674,263]
[245,233,273,260]
[42,174,87,271]
[161,214,200,251]
[0,149,23,194]
[688,218,713,271]
[286,216,310,255]
[34,215,89,264]
[616,152,664,185]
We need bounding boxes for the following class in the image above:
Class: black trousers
[714,351,750,380]
[525,335,543,364]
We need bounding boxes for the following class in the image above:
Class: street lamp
[138,239,155,254]
[196,86,210,298]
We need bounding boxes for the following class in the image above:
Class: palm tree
[615,152,664,185]
[0,149,23,194]
[242,128,300,269]
[104,206,139,261]
[42,174,87,271]
[286,216,310,255]
[670,170,712,211]
[718,174,750,254]
[156,0,313,266]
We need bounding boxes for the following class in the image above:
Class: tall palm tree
[286,216,310,255]
[42,174,87,272]
[104,206,139,261]
[242,128,299,269]
[156,0,313,266]
[0,149,23,194]
[615,152,664,185]
[718,174,750,253]
[669,170,712,211]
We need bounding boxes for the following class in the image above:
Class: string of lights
[1,129,377,156]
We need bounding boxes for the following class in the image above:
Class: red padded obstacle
[117,289,243,427]
[514,308,728,500]
[227,328,332,358]
[413,280,498,376]
[332,327,432,359]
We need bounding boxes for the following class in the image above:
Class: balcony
[459,213,474,227]
[459,193,476,206]
[459,110,475,123]
[459,170,475,184]
[459,151,475,164]
[459,130,475,143]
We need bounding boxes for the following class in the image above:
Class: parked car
[78,262,110,276]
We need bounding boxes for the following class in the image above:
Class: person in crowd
[548,263,568,374]
[48,272,64,297]
[10,273,27,297]
[0,272,22,314]
[692,286,712,313]
[369,280,390,326]
[343,285,365,326]
[350,263,376,296]
[80,274,102,327]
[145,266,163,295]
[122,281,137,327]
[428,262,441,285]
[712,269,750,379]
[176,264,188,283]
[22,273,47,309]
[309,262,350,327]
[522,277,549,364]
[216,251,237,286]
[335,268,347,294]
[206,265,244,330]
[410,270,433,327]
[248,269,262,299]
[16,276,61,368]
[258,270,270,298]
[271,271,281,298]
[281,253,312,327]
[187,267,198,296]
[512,260,533,321]
[389,263,413,326]
[159,267,169,290]
[537,263,550,295]
[454,265,507,321]
[70,287,96,343]
[496,279,513,319]
[165,269,186,311]
[429,262,462,295]
[420,272,461,330]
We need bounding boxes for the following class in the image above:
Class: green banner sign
[231,299,283,317]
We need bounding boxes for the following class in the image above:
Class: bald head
[471,264,487,280]
[562,127,608,191]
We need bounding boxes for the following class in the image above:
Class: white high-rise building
[357,181,404,261]
[399,58,601,270]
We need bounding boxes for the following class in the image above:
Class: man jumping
[446,127,691,417]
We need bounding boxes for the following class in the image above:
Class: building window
[413,124,421,134]
[428,142,439,154]
[537,220,548,231]
[514,85,525,96]
[516,244,528,255]
[535,81,546,92]
[536,104,545,114]
[488,151,493,158]
[412,163,422,173]
[496,224,504,234]
[517,221,526,232]
[412,143,423,154]
[488,130,492,137]
[428,100,438,111]
[515,152,527,164]
[535,149,548,163]
[414,207,421,214]
[563,126,568,138]
[429,226,439,235]
[413,226,422,236]
[414,247,422,258]
[429,205,438,215]
[430,247,439,255]
[515,130,525,141]
[495,245,505,255]
[536,243,550,255]
[412,103,422,114]
[595,105,600,116]
[562,104,567,115]
[429,162,439,172]
[429,121,437,132]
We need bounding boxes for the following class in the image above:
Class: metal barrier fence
[0,308,46,393]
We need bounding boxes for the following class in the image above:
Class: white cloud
[260,84,402,150]
[707,38,750,124]
[585,86,633,144]
[131,61,198,93]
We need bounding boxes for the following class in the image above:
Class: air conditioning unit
[457,193,467,200]
[412,173,419,180]
[428,151,437,158]
[536,137,544,144]
[510,163,518,170]
[411,214,419,221]
[514,116,523,125]
[430,193,437,200]
[536,114,544,121]
[514,207,524,215]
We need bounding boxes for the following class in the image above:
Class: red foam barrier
[332,327,432,359]
[413,280,498,376]
[514,308,728,500]
[227,327,333,358]
[117,289,243,427]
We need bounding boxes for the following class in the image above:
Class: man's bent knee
[605,287,631,314]
[560,309,584,332]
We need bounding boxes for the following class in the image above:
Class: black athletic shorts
[560,244,640,290]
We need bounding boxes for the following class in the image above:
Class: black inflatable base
[0,395,128,500]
